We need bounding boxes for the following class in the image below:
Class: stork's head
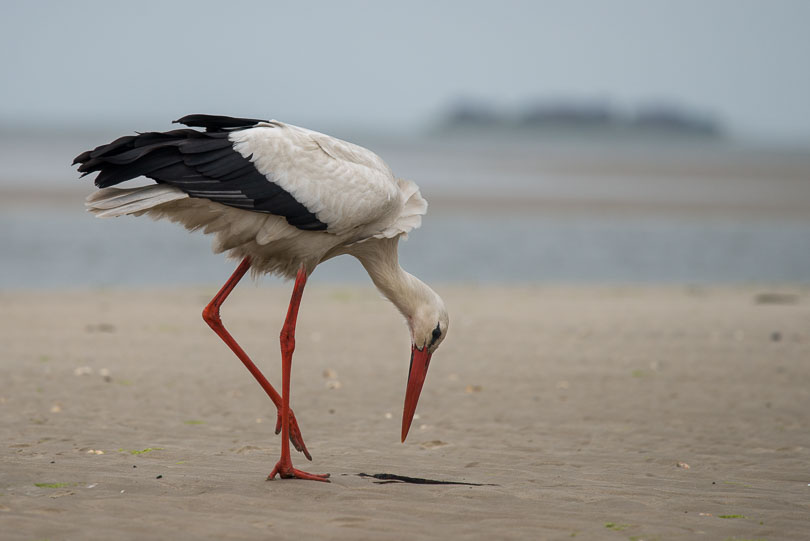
[401,292,449,442]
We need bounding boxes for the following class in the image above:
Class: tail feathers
[86,185,188,218]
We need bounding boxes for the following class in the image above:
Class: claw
[275,409,312,461]
[267,460,330,482]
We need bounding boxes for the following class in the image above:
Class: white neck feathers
[351,237,436,325]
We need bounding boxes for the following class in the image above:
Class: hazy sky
[2,0,809,141]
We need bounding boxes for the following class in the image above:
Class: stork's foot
[275,409,312,461]
[267,460,330,482]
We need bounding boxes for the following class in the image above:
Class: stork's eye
[430,324,442,346]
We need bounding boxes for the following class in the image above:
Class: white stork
[73,114,449,482]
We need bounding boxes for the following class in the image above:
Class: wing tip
[173,114,269,131]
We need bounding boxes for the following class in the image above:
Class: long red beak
[401,345,432,442]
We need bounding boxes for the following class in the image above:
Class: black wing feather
[182,146,236,166]
[73,116,327,231]
[218,163,258,182]
[174,114,269,131]
[178,137,233,154]
[94,149,185,188]
[194,151,251,178]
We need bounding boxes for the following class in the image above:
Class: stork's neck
[352,237,436,325]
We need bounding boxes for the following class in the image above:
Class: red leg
[267,265,330,482]
[203,257,311,460]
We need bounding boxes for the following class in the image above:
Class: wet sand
[1,285,809,540]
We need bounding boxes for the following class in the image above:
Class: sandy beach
[2,284,809,540]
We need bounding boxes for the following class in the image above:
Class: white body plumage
[86,120,428,279]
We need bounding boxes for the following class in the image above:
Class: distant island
[436,99,724,138]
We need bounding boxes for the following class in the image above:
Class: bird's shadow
[357,473,498,486]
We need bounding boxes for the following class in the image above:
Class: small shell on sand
[419,440,449,449]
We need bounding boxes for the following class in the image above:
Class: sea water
[1,132,809,287]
